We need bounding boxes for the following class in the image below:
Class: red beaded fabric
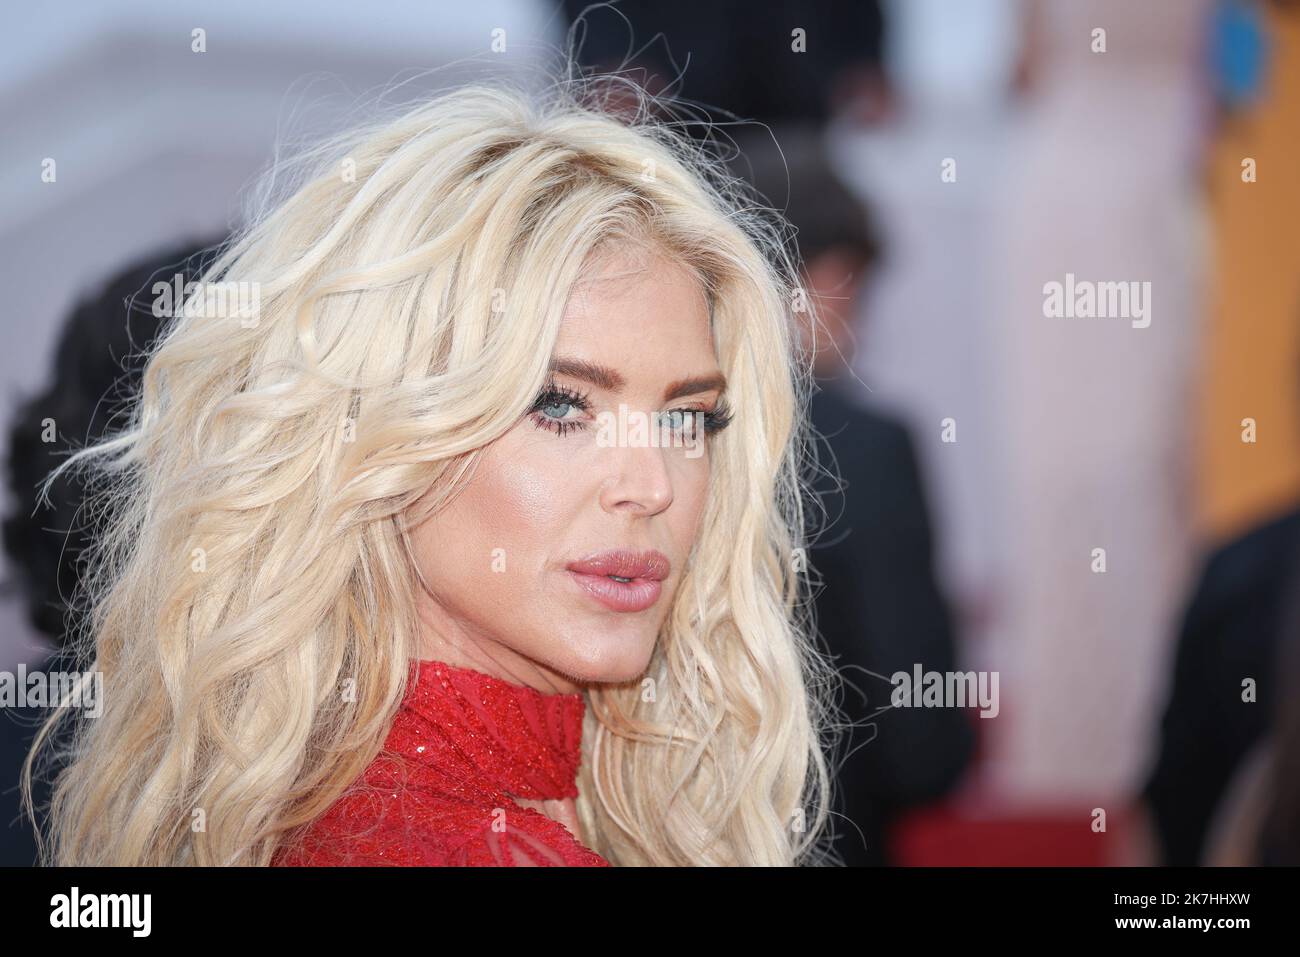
[272,659,610,866]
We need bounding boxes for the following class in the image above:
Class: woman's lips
[567,571,663,612]
[565,549,670,612]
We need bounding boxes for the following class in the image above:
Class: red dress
[272,659,611,866]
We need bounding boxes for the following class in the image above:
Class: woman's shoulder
[271,775,609,867]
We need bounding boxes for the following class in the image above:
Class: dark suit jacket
[1143,508,1300,864]
[806,378,974,865]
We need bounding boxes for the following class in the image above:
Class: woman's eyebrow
[663,373,727,401]
[549,356,727,400]
[549,357,624,391]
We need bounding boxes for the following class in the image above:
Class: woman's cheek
[474,432,574,548]
[670,457,711,547]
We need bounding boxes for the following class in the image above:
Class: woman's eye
[657,409,703,437]
[529,384,591,436]
[657,409,691,434]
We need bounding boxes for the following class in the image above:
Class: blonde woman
[24,78,839,866]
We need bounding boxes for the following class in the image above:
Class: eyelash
[527,380,735,439]
[528,383,593,437]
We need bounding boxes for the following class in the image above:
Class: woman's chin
[545,636,659,688]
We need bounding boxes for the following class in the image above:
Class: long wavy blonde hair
[24,75,842,866]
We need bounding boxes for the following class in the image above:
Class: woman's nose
[598,443,675,516]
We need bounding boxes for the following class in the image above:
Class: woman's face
[407,245,729,694]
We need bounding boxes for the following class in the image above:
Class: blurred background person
[829,0,1021,671]
[1141,497,1300,864]
[1,237,222,864]
[730,127,975,865]
[984,0,1213,813]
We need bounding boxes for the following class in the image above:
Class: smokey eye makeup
[526,378,734,440]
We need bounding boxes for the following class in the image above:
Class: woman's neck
[414,605,586,695]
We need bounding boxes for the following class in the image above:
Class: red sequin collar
[395,659,587,801]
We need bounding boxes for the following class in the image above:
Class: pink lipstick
[565,549,671,612]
